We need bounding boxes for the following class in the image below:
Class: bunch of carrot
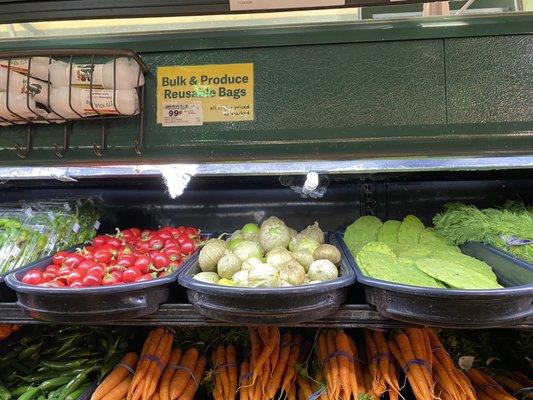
[238,327,304,400]
[467,369,517,400]
[92,328,205,400]
[212,344,238,400]
[364,330,401,400]
[91,353,139,400]
[425,328,477,400]
[388,328,436,400]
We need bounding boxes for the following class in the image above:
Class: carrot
[213,381,224,400]
[477,392,494,400]
[421,330,433,371]
[348,336,365,396]
[280,334,302,394]
[267,332,292,399]
[325,331,340,399]
[453,369,476,400]
[101,376,133,400]
[252,327,277,383]
[404,330,432,389]
[213,347,225,400]
[364,366,376,397]
[336,331,354,399]
[169,348,199,400]
[226,345,238,400]
[252,374,262,400]
[177,355,207,400]
[364,330,386,397]
[287,382,296,400]
[296,375,313,400]
[215,345,230,400]
[129,328,165,400]
[143,332,174,400]
[467,369,514,400]
[372,331,398,394]
[239,360,250,400]
[389,339,428,400]
[248,327,261,371]
[395,332,432,400]
[159,349,182,400]
[387,361,400,400]
[270,328,281,377]
[92,353,138,400]
[433,357,460,400]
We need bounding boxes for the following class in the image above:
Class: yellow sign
[157,63,254,125]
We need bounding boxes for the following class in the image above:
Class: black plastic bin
[5,250,182,323]
[0,274,16,302]
[178,233,357,324]
[337,235,533,328]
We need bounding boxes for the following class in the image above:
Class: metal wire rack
[0,49,148,158]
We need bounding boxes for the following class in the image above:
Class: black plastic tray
[178,232,356,324]
[469,242,533,271]
[337,236,533,328]
[5,248,183,323]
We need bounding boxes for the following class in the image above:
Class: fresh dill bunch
[433,202,533,263]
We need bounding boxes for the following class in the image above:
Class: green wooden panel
[446,35,533,124]
[0,15,531,165]
[0,40,447,163]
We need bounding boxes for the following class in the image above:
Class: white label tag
[70,64,104,87]
[0,246,11,260]
[229,0,344,10]
[11,245,21,258]
[80,89,120,116]
[94,220,101,230]
[24,207,33,217]
[458,356,475,370]
[161,101,203,126]
[72,223,80,233]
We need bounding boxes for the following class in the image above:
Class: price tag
[72,223,80,233]
[11,245,21,258]
[161,101,203,127]
[94,220,101,230]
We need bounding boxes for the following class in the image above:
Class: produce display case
[0,3,531,400]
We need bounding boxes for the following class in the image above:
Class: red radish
[122,267,142,282]
[22,269,44,285]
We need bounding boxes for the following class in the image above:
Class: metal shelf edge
[0,303,531,328]
[1,156,532,181]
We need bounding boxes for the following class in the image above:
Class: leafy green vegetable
[397,215,425,244]
[377,220,401,243]
[433,202,533,263]
[356,242,443,288]
[414,258,502,289]
[345,213,501,290]
[344,216,382,255]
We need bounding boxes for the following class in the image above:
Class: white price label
[161,101,203,127]
[24,207,33,217]
[72,223,80,233]
[94,220,101,230]
[11,245,21,258]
